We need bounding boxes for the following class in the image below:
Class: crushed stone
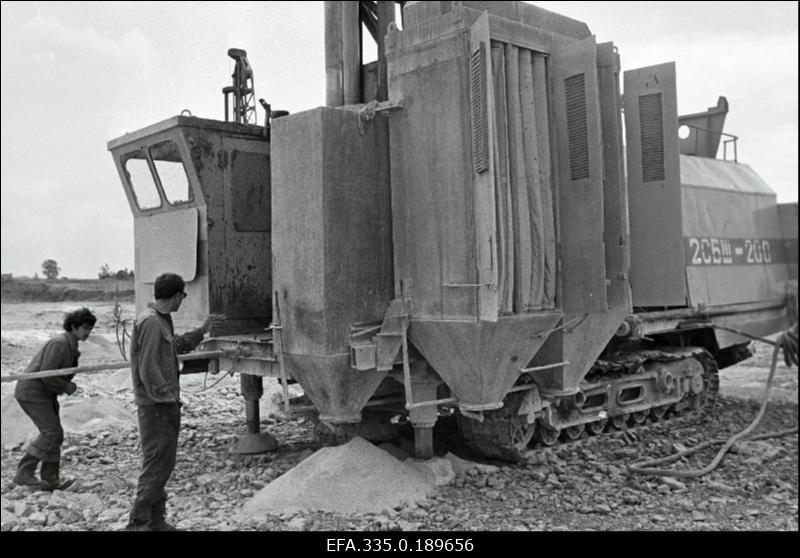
[240,437,435,516]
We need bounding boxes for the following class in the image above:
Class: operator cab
[108,113,272,335]
[107,47,278,336]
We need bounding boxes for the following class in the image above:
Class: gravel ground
[1,302,797,531]
[1,388,796,532]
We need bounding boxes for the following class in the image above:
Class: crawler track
[458,347,720,462]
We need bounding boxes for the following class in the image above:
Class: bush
[99,264,134,280]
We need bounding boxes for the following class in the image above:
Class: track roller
[586,419,607,435]
[562,424,585,441]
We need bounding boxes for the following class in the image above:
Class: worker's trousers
[17,397,64,463]
[128,402,181,527]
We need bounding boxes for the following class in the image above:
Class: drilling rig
[108,1,798,461]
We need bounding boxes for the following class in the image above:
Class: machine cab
[107,116,272,335]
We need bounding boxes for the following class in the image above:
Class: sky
[1,1,797,279]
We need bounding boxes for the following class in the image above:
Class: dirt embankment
[1,278,134,303]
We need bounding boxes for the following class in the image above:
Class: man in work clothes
[14,307,97,491]
[125,273,214,531]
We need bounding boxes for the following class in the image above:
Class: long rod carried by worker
[0,350,229,383]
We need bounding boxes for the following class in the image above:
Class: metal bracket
[271,291,291,414]
[519,361,569,374]
[459,408,485,423]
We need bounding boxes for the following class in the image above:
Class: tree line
[33,259,134,281]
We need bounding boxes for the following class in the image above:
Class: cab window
[150,140,192,205]
[123,151,161,210]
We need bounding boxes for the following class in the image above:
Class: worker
[13,307,97,491]
[125,273,214,531]
[778,323,798,367]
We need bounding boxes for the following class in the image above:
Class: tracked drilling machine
[108,1,797,461]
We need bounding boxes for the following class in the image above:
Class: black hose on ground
[628,332,798,478]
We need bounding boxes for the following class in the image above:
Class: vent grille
[470,44,488,174]
[638,93,665,182]
[565,74,589,181]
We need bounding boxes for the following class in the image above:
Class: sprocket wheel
[456,392,537,462]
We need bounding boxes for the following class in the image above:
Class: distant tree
[41,259,60,280]
[99,264,134,280]
[33,273,39,280]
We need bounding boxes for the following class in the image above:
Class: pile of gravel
[240,437,435,517]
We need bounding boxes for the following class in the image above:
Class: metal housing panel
[271,110,325,354]
[549,36,607,313]
[409,313,561,408]
[682,176,789,307]
[403,1,592,40]
[680,155,773,195]
[678,97,728,158]
[218,137,272,322]
[134,207,198,283]
[271,107,393,424]
[231,151,270,232]
[388,25,477,320]
[272,107,394,355]
[624,62,684,307]
[470,13,500,320]
[596,42,631,311]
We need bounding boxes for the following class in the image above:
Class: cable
[182,353,240,394]
[709,323,778,347]
[530,313,589,339]
[112,300,132,361]
[628,341,797,478]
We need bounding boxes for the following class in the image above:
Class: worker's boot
[125,503,153,531]
[148,498,178,531]
[40,461,74,491]
[13,452,47,489]
[149,519,178,531]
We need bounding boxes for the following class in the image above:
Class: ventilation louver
[639,93,665,182]
[565,73,590,181]
[470,44,489,174]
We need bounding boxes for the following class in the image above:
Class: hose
[183,353,240,394]
[628,334,797,478]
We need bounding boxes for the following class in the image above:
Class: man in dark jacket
[125,273,213,531]
[14,307,97,491]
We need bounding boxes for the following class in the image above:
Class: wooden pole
[0,350,229,383]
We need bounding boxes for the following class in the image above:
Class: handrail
[682,123,738,162]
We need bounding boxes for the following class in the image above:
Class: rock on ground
[405,457,455,487]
